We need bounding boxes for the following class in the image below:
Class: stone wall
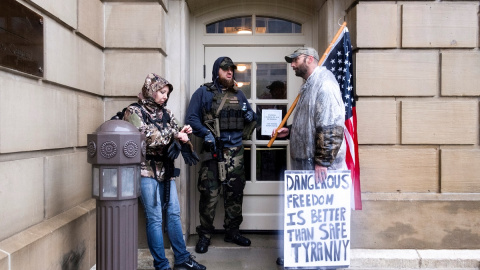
[0,0,170,269]
[0,0,104,268]
[345,0,480,248]
[1,1,479,270]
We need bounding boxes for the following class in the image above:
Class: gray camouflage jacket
[290,66,347,170]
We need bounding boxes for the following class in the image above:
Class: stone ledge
[90,248,480,270]
[361,193,480,202]
[351,249,480,269]
[0,199,96,269]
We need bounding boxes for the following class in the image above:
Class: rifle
[161,155,180,233]
[204,118,227,182]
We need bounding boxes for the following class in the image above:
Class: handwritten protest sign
[283,170,351,269]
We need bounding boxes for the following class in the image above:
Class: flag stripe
[321,27,362,210]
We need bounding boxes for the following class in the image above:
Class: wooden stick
[267,21,347,148]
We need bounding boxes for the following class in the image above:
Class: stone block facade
[0,0,171,269]
[402,3,478,48]
[1,0,479,269]
[347,0,480,249]
[441,51,480,96]
[355,51,439,96]
[352,194,480,249]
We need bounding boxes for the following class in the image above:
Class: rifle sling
[215,91,231,118]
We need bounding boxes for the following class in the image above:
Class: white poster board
[283,170,351,269]
[261,109,282,136]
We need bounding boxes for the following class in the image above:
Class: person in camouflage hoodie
[123,73,206,270]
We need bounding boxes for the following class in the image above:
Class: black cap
[219,57,237,70]
[267,80,285,90]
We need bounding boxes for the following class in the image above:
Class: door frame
[188,4,315,233]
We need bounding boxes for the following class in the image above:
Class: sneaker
[224,233,251,246]
[195,236,210,254]
[174,255,206,270]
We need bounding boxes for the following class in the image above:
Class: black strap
[215,92,231,118]
[137,105,170,131]
[162,179,171,233]
[140,106,174,232]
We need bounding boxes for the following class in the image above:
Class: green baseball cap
[219,57,237,70]
[285,47,319,63]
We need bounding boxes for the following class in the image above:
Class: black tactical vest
[203,84,245,131]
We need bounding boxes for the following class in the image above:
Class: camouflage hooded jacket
[123,100,179,181]
[122,73,179,181]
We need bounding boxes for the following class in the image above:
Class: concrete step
[94,234,480,270]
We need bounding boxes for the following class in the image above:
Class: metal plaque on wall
[0,0,44,77]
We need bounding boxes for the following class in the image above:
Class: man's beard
[218,77,234,88]
[294,58,308,78]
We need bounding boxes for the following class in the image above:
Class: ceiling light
[237,65,247,72]
[237,30,252,34]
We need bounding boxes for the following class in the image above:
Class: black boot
[195,235,210,254]
[224,230,251,246]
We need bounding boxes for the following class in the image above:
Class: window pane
[235,63,251,98]
[93,167,99,197]
[256,147,287,181]
[102,168,118,197]
[256,104,287,141]
[256,17,301,34]
[206,16,252,34]
[121,167,135,197]
[257,63,287,99]
[244,147,251,181]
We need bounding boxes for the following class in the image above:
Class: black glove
[181,141,200,166]
[204,132,216,152]
[244,111,254,122]
[167,140,181,160]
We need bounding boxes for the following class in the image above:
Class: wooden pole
[267,21,347,148]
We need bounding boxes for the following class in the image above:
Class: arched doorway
[188,2,316,233]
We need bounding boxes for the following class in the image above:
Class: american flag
[320,27,362,210]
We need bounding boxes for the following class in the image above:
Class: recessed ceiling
[185,0,326,16]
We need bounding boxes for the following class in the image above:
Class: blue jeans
[139,177,190,270]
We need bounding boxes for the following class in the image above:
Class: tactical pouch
[219,109,244,130]
[219,110,229,130]
[314,125,344,167]
[230,109,244,130]
[228,110,237,129]
[235,110,244,129]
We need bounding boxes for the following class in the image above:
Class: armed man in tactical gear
[186,57,257,254]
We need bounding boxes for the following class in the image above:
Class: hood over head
[212,56,236,91]
[141,73,173,99]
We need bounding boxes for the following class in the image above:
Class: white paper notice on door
[261,109,282,136]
